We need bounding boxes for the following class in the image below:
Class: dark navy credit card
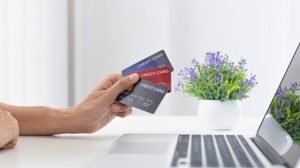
[121,50,174,76]
[116,79,168,114]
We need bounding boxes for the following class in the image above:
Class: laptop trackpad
[109,142,169,154]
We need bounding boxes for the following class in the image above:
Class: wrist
[54,107,79,134]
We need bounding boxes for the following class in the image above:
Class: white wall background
[73,0,300,126]
[0,0,68,107]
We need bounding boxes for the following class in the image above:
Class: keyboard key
[215,135,235,167]
[171,135,190,167]
[191,135,202,167]
[238,135,264,167]
[226,135,252,167]
[204,135,219,167]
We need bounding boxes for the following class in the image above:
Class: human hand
[68,73,139,133]
[0,109,19,149]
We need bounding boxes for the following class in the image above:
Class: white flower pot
[258,114,293,155]
[198,100,241,130]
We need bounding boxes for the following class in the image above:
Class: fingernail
[129,73,139,83]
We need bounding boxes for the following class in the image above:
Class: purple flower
[275,82,300,100]
[244,74,257,88]
[240,91,248,99]
[215,74,221,85]
[175,81,184,91]
[178,66,198,80]
[202,64,208,77]
[288,82,300,92]
[229,62,234,72]
[238,58,247,71]
[205,51,225,69]
[191,58,199,65]
[275,86,287,100]
[276,108,285,119]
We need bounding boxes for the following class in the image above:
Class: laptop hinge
[252,135,289,167]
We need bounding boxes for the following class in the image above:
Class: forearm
[0,102,75,135]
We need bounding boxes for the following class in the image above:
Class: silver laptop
[90,44,300,168]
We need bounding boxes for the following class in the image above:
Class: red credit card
[131,66,171,92]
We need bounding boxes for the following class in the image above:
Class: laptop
[90,44,300,168]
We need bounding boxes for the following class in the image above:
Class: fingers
[0,110,19,149]
[0,109,10,117]
[103,73,139,102]
[111,103,133,118]
[113,108,133,118]
[97,73,122,90]
[111,103,131,113]
[2,137,18,149]
[83,73,123,102]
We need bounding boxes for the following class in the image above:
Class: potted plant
[176,51,257,130]
[269,82,300,146]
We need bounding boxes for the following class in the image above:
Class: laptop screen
[257,43,300,167]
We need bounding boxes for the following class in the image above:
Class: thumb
[103,73,139,102]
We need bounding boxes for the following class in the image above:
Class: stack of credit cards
[116,50,174,114]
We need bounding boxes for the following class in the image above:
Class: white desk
[0,116,259,168]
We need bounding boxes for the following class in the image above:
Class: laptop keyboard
[215,135,235,167]
[171,134,264,167]
[191,135,202,167]
[171,135,189,166]
[238,135,264,167]
[204,135,219,167]
[227,135,252,167]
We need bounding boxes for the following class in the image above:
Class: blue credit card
[122,50,174,76]
[116,79,168,114]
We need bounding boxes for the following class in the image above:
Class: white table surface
[0,116,259,168]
